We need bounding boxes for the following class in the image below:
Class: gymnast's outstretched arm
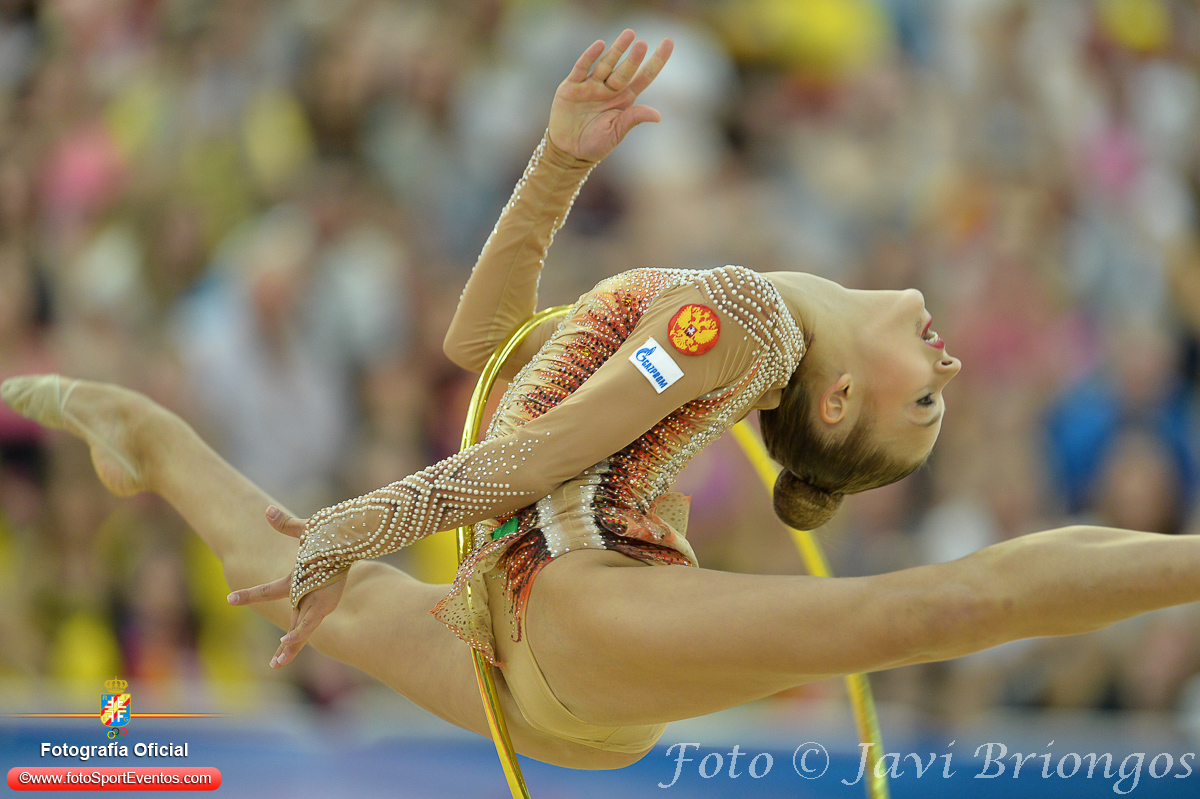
[442,31,673,379]
[252,272,774,668]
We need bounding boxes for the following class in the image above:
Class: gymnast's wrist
[543,130,597,171]
[289,565,350,607]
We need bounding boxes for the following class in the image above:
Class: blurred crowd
[2,0,1200,726]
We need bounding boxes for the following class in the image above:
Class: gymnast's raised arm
[237,32,681,669]
[442,31,673,378]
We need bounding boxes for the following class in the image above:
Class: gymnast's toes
[1,374,67,428]
[2,374,147,497]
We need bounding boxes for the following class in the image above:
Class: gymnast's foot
[0,375,156,497]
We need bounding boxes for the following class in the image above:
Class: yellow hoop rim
[456,305,890,799]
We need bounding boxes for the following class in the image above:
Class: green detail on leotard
[491,517,519,541]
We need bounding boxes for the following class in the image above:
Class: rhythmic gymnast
[6,30,1200,770]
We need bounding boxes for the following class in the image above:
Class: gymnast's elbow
[442,327,489,374]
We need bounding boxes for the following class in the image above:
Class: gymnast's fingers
[272,606,322,667]
[271,579,345,668]
[226,573,291,606]
[590,28,635,83]
[269,606,311,668]
[265,505,305,538]
[626,38,674,97]
[566,39,605,83]
[623,104,663,129]
[604,38,648,92]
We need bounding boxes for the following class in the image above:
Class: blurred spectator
[173,204,353,508]
[3,0,1200,723]
[1044,322,1198,515]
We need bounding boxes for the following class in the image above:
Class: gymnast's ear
[817,373,853,426]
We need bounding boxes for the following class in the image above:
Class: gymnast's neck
[762,270,855,354]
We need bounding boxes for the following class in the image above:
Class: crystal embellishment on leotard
[432,265,806,663]
[290,432,558,605]
[577,464,606,551]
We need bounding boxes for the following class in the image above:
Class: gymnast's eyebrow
[920,407,944,428]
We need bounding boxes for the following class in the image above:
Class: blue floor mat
[4,721,1199,798]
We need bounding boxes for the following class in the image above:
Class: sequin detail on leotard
[431,265,805,663]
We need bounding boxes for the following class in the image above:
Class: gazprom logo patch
[629,336,684,393]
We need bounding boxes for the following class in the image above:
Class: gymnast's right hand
[547,29,673,162]
[225,505,346,670]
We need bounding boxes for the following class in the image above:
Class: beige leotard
[290,135,807,669]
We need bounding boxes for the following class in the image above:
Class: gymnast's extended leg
[528,528,1200,728]
[0,377,642,769]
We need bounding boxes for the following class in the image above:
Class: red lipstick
[922,318,945,350]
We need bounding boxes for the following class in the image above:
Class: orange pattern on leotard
[430,266,804,664]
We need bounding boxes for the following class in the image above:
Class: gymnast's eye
[917,394,935,407]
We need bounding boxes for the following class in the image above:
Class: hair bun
[772,469,844,530]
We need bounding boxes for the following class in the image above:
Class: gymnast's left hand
[225,505,346,669]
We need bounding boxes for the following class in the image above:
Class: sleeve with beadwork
[442,134,595,380]
[290,273,790,606]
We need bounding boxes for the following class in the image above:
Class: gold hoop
[456,305,890,799]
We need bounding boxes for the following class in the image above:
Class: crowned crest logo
[101,678,131,738]
[666,304,720,356]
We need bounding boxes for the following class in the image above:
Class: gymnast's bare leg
[527,530,1200,728]
[0,376,643,769]
[13,378,1200,765]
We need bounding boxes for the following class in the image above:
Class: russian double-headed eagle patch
[667,304,720,355]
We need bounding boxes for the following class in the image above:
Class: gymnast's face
[762,271,962,467]
[840,287,961,464]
